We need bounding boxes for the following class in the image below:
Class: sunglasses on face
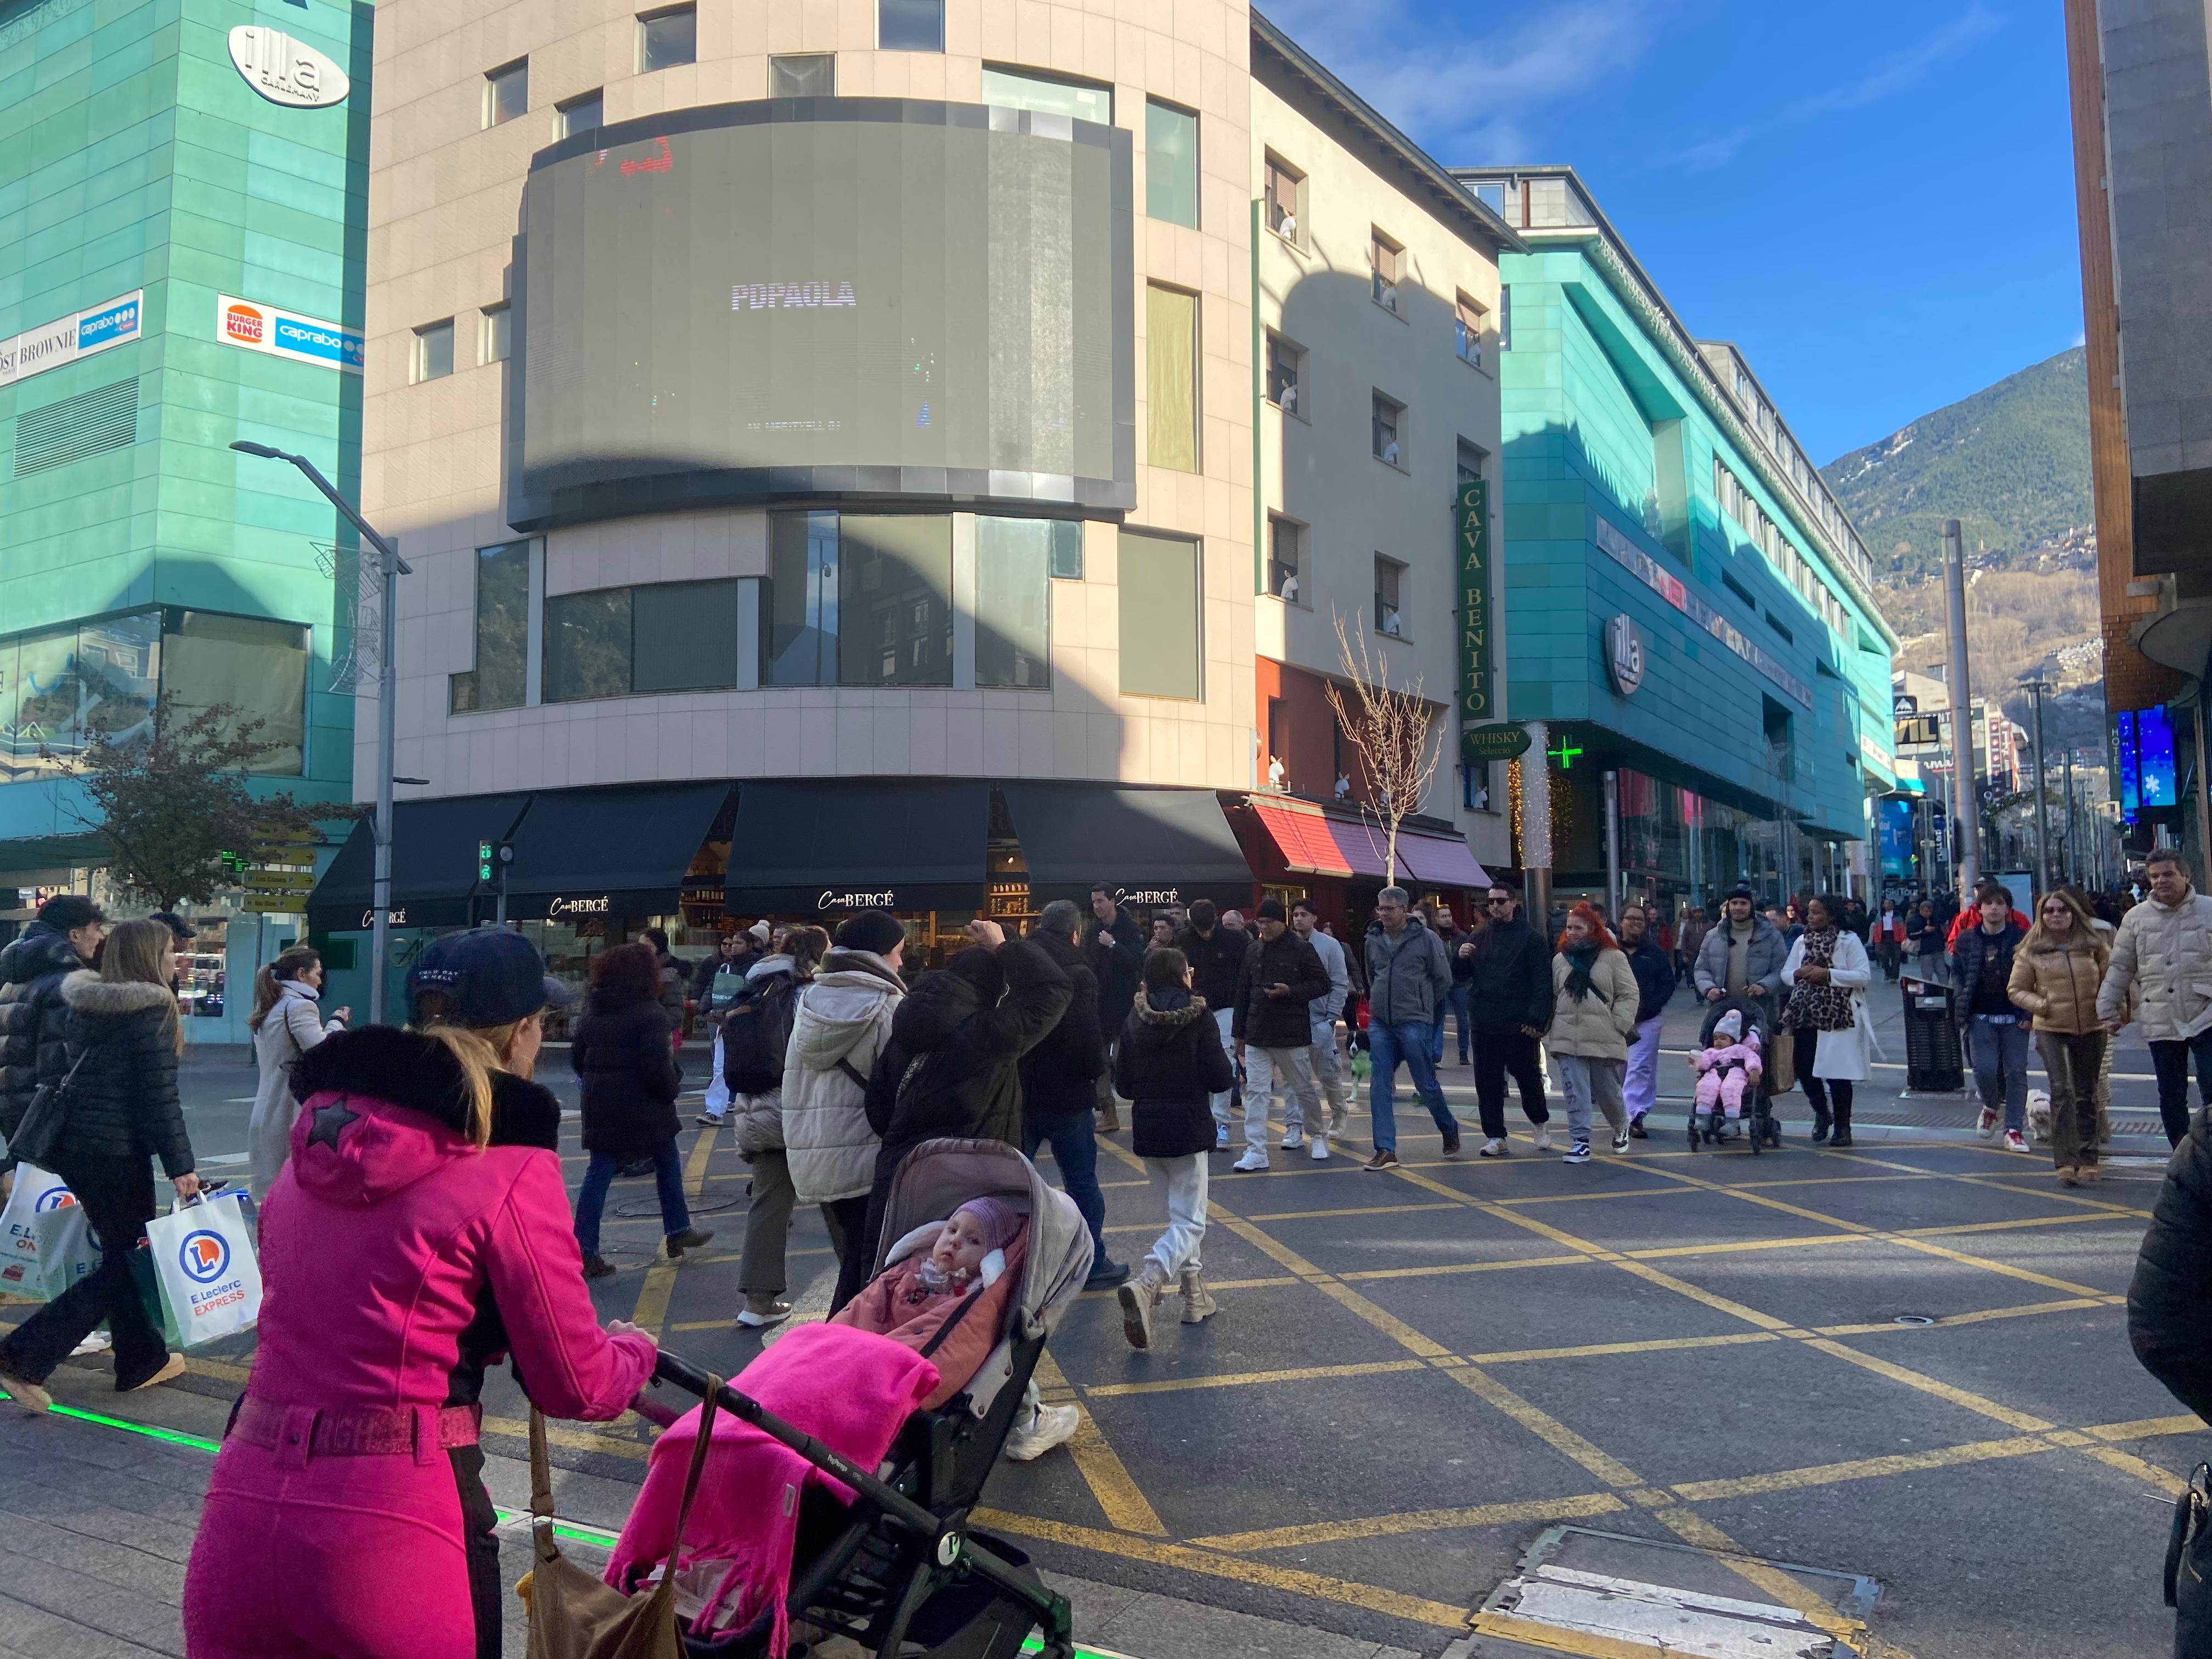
[1487,897,1513,906]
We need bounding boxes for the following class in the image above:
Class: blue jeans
[574,1141,691,1256]
[1431,981,1474,1063]
[1369,1019,1455,1152]
[1025,1107,1109,1271]
[1965,1017,2032,1132]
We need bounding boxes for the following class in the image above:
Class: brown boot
[1178,1268,1218,1325]
[1118,1267,1165,1349]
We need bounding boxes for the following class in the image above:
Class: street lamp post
[1942,521,1979,898]
[2021,676,2054,901]
[231,440,412,1025]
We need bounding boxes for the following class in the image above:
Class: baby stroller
[1686,994,1782,1154]
[640,1137,1095,1658]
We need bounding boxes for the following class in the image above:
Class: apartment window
[452,541,529,712]
[1371,392,1405,469]
[1263,153,1304,244]
[1118,530,1201,700]
[975,518,1054,688]
[544,589,632,702]
[878,0,943,50]
[636,4,696,72]
[769,54,835,97]
[1464,759,1491,812]
[764,512,953,687]
[411,319,454,383]
[1468,179,1508,217]
[1456,437,1486,490]
[1454,292,1487,369]
[1266,517,1302,603]
[1374,556,1406,637]
[1146,98,1199,228]
[1146,284,1198,472]
[163,612,309,774]
[1370,229,1403,314]
[766,510,838,686]
[556,89,602,138]
[1265,332,1304,417]
[981,65,1109,125]
[483,59,527,128]
[545,579,740,701]
[479,303,511,365]
[1498,285,1511,351]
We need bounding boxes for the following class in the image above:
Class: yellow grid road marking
[2086,1414,2205,1441]
[1191,1490,1628,1552]
[1340,1251,1594,1282]
[1084,1359,1429,1398]
[1469,1330,1780,1367]
[1623,1233,1865,1260]
[629,1127,718,1339]
[1466,1610,1671,1658]
[1799,1338,2056,1432]
[1810,1297,2106,1336]
[1670,1436,2055,1502]
[1034,1348,1167,1537]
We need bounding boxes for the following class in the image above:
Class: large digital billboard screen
[508,100,1134,529]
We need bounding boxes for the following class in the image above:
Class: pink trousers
[184,1435,489,1659]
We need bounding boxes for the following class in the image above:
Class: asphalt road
[6,979,2203,1659]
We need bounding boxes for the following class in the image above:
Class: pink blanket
[605,1323,939,1655]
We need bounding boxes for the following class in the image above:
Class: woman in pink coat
[184,929,659,1659]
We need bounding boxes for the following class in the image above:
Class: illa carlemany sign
[1457,479,1491,723]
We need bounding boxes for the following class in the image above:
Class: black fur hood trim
[290,1023,562,1151]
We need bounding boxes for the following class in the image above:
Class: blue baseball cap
[407,927,573,1027]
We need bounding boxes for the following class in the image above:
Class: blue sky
[1262,0,2084,464]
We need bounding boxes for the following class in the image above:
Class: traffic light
[478,840,494,883]
[476,839,514,885]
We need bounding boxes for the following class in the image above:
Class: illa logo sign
[224,303,268,345]
[179,1231,230,1284]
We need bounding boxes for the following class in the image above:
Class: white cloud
[1788,6,2006,120]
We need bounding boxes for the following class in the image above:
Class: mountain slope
[1819,347,2092,577]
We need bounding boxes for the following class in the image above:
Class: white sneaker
[1562,1141,1593,1165]
[1977,1107,2000,1141]
[2003,1128,2031,1154]
[1215,1124,1230,1150]
[1478,1137,1509,1158]
[1611,1127,1631,1153]
[1310,1135,1330,1161]
[1005,1403,1080,1462]
[1232,1150,1269,1173]
[1282,1132,1306,1150]
[1533,1125,1554,1152]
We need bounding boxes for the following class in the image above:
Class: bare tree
[1323,611,1447,882]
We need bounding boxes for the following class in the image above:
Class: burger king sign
[224,302,268,346]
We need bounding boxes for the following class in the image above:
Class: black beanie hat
[834,909,906,956]
[1256,897,1287,922]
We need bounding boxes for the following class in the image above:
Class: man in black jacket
[1466,881,1555,1156]
[1087,885,1142,1133]
[1619,906,1673,1139]
[1175,900,1249,1149]
[0,894,106,1162]
[1022,901,1126,1290]
[1228,899,1333,1171]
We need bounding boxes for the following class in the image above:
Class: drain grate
[1892,1313,1937,1327]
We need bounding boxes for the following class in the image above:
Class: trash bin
[1900,975,1963,1093]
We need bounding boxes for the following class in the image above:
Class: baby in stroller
[832,1197,1029,1411]
[1691,1009,1762,1138]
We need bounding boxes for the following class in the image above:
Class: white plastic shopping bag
[0,1164,75,1297]
[31,1200,101,1302]
[146,1190,262,1348]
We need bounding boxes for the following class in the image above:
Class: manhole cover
[1892,1314,1936,1327]
[611,1194,743,1219]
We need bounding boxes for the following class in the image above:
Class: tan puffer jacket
[1545,947,1640,1060]
[2098,891,2212,1041]
[2008,926,2111,1035]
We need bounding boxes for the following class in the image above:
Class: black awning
[999,783,1252,909]
[725,780,989,916]
[499,781,736,921]
[306,793,534,931]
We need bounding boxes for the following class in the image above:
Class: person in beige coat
[2098,848,2212,1146]
[2011,887,2113,1184]
[1546,904,1640,1164]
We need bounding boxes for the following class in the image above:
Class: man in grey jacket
[1293,899,1353,1136]
[2100,848,2212,1147]
[1361,887,1458,1169]
[1693,887,1788,1005]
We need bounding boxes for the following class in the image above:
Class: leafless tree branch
[1323,610,1446,884]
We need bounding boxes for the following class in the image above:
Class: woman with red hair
[1545,904,1640,1164]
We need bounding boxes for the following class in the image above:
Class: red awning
[1246,800,1486,889]
[1246,800,1354,877]
[1397,832,1491,890]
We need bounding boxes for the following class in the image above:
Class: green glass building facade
[0,0,369,1034]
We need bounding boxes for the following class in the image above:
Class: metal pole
[1602,769,1622,920]
[2022,678,2052,901]
[2062,746,2078,883]
[1942,521,1978,898]
[2196,696,2212,890]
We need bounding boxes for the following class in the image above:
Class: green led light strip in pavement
[1,1389,1131,1658]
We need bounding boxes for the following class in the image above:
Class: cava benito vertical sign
[1457,479,1492,723]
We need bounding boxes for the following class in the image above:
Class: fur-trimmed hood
[1128,986,1210,1035]
[290,1022,562,1150]
[60,969,177,1017]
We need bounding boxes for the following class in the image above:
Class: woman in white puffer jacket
[246,946,347,1198]
[783,910,909,1314]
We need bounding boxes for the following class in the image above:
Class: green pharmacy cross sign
[1548,737,1584,771]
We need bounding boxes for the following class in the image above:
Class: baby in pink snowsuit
[1692,1009,1762,1127]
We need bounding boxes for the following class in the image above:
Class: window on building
[974,518,1053,688]
[839,517,951,687]
[1146,284,1198,472]
[479,303,511,365]
[483,59,527,128]
[544,588,633,702]
[769,53,836,97]
[1454,292,1487,368]
[981,65,1110,124]
[1371,391,1405,469]
[164,612,308,774]
[452,541,529,713]
[556,89,602,138]
[1046,519,1083,579]
[1370,229,1403,313]
[1464,759,1491,812]
[1266,517,1302,603]
[1265,332,1304,417]
[1146,98,1199,228]
[411,319,454,383]
[1498,285,1511,351]
[542,579,740,701]
[1457,437,1486,490]
[1266,695,1284,765]
[1263,153,1304,244]
[878,0,943,50]
[1118,531,1200,699]
[1374,556,1406,637]
[636,4,696,72]
[766,510,839,686]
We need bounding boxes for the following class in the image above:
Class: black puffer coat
[0,923,89,1138]
[569,984,681,1162]
[44,971,194,1177]
[2129,1105,2212,1423]
[1113,987,1234,1158]
[1231,929,1331,1049]
[1466,916,1554,1035]
[864,938,1070,1171]
[1087,905,1143,1032]
[1019,932,1106,1120]
[1175,924,1248,1013]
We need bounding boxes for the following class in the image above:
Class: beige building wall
[357,0,1256,802]
[1248,63,1510,866]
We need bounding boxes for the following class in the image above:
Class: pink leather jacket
[246,1024,654,1420]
